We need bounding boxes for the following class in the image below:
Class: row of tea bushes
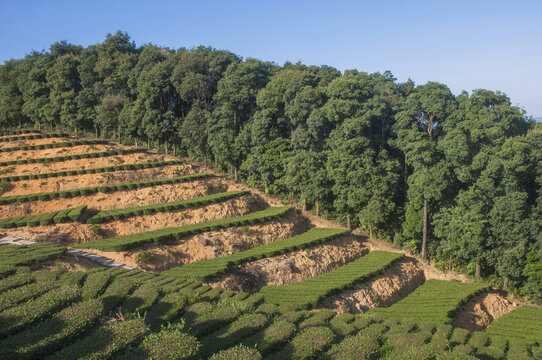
[0,129,39,136]
[0,148,145,166]
[0,133,67,142]
[77,206,292,252]
[0,173,214,205]
[259,251,404,310]
[0,205,86,228]
[0,139,109,153]
[370,279,492,325]
[0,160,184,182]
[0,243,66,268]
[0,252,539,359]
[87,190,249,224]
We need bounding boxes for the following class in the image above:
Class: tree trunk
[75,127,78,137]
[135,138,138,147]
[422,198,428,263]
[303,198,307,211]
[147,138,150,150]
[173,142,176,156]
[369,225,373,239]
[95,127,98,138]
[204,154,207,168]
[165,140,168,155]
[504,276,509,290]
[316,199,319,216]
[157,139,160,153]
[475,262,481,280]
[234,167,238,181]
[404,152,408,186]
[346,214,351,230]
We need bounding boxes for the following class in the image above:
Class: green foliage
[267,326,335,360]
[484,305,542,345]
[77,206,291,252]
[259,251,404,310]
[145,291,187,330]
[0,279,57,312]
[0,285,80,336]
[135,250,154,264]
[0,299,102,360]
[208,344,262,360]
[0,132,66,142]
[0,180,9,196]
[198,313,268,357]
[90,224,102,235]
[371,279,491,324]
[118,325,200,360]
[122,282,160,315]
[241,319,297,356]
[322,326,383,360]
[0,205,86,229]
[164,227,348,280]
[47,318,149,360]
[182,300,243,337]
[87,190,249,224]
[0,267,34,293]
[0,129,39,135]
[0,243,66,267]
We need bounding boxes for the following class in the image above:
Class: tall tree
[393,82,455,262]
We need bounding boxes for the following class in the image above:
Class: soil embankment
[0,177,227,218]
[80,210,311,271]
[1,143,116,162]
[0,136,71,149]
[2,163,192,196]
[321,257,425,313]
[3,152,166,177]
[207,233,367,292]
[452,291,519,331]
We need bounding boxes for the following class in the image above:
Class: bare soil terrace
[3,152,166,176]
[1,162,192,196]
[1,143,117,162]
[0,136,72,149]
[0,177,227,218]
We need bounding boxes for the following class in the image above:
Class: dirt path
[2,163,192,196]
[78,210,311,271]
[452,291,519,331]
[207,233,367,292]
[0,177,228,218]
[2,152,167,176]
[0,136,72,149]
[1,143,118,162]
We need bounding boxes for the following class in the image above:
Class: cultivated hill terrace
[0,131,539,359]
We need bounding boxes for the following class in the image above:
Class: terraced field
[0,130,540,359]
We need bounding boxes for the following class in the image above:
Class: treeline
[0,31,540,300]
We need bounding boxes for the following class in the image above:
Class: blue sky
[1,0,541,117]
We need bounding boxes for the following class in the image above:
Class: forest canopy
[0,31,540,301]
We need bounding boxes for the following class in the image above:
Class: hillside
[0,132,540,359]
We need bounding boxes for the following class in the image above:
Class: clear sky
[1,0,541,117]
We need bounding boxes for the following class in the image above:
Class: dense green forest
[0,32,540,301]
